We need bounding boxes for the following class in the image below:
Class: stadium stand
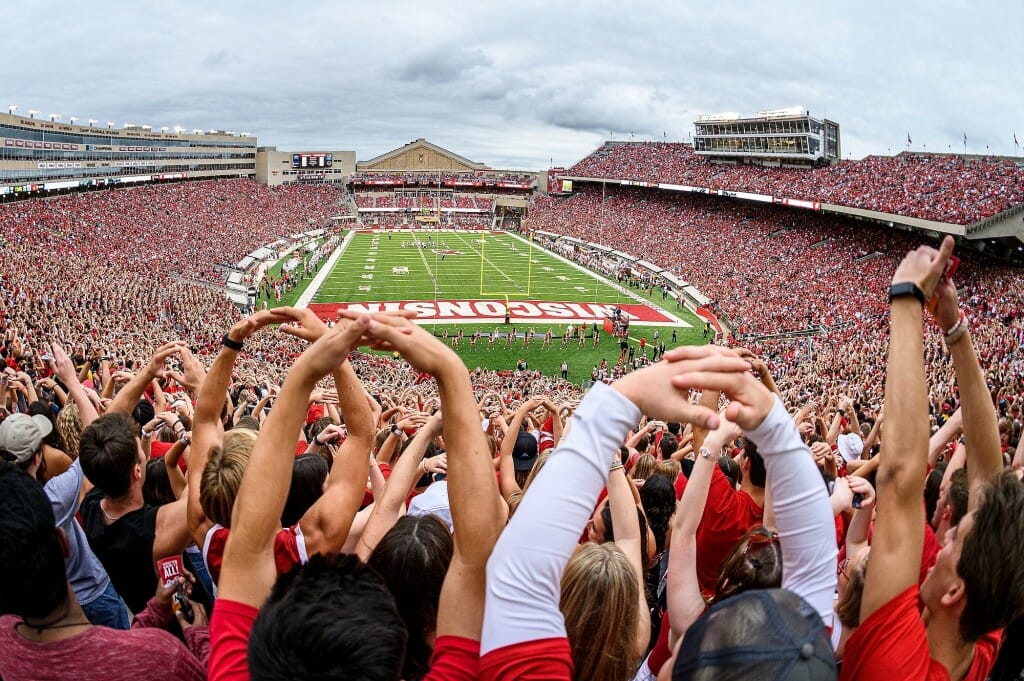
[567,142,1024,225]
[4,143,1024,681]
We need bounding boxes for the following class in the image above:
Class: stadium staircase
[854,251,883,264]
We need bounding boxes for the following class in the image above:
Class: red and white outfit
[202,523,308,584]
[480,382,641,680]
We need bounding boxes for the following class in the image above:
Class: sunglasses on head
[742,529,780,557]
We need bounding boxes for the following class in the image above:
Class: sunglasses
[742,530,780,557]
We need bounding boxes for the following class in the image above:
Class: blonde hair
[200,429,258,528]
[56,404,83,460]
[653,459,681,483]
[630,454,656,481]
[559,542,641,681]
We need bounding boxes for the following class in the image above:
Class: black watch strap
[221,333,244,351]
[888,282,926,305]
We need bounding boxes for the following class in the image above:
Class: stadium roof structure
[357,138,487,173]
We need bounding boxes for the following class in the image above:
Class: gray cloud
[5,0,1022,169]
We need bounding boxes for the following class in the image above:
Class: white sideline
[504,232,692,328]
[295,229,358,308]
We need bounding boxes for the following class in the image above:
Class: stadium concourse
[3,156,1024,681]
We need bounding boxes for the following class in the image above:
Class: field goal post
[478,230,534,298]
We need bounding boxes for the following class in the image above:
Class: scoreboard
[292,152,333,169]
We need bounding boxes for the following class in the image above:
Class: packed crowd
[354,193,494,212]
[527,184,1024,411]
[350,172,534,187]
[567,142,1024,225]
[4,173,1024,679]
[4,232,1024,681]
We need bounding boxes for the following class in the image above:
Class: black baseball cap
[674,589,836,681]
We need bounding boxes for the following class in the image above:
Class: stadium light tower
[48,113,61,122]
[160,126,169,132]
[69,117,78,125]
[107,121,115,129]
[88,119,98,127]
[27,109,40,119]
[7,105,17,115]
[193,129,204,134]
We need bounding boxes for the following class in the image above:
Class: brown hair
[653,459,681,483]
[713,526,783,604]
[958,471,1024,642]
[200,429,257,528]
[835,550,869,629]
[560,542,640,681]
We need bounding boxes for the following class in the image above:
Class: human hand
[890,235,955,301]
[655,345,776,431]
[277,307,330,343]
[314,423,347,445]
[847,475,876,510]
[176,600,208,630]
[176,346,206,393]
[831,476,854,512]
[229,307,303,344]
[49,343,79,385]
[422,452,447,474]
[336,310,458,376]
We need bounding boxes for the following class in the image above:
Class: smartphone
[852,493,864,509]
[173,582,195,623]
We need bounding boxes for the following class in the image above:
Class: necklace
[15,601,91,636]
[100,500,123,522]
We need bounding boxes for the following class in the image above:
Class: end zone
[307,299,690,326]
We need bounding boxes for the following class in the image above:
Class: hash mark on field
[543,266,553,271]
[557,276,569,281]
[574,287,587,292]
[364,265,375,270]
[359,285,371,291]
[367,258,376,263]
[361,274,373,280]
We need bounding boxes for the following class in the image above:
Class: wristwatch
[888,282,926,306]
[698,446,715,461]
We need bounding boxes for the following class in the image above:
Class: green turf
[303,229,708,383]
[312,231,658,305]
[419,323,705,380]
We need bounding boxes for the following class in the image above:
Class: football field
[295,229,708,382]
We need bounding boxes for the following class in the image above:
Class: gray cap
[0,413,53,464]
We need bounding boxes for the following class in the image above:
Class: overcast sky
[7,0,1022,170]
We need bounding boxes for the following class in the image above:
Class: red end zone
[307,299,680,325]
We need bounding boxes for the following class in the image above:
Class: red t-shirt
[208,599,479,681]
[479,637,573,681]
[675,467,764,595]
[209,598,258,681]
[424,636,481,681]
[202,523,307,584]
[840,585,1001,681]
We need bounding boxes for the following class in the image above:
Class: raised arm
[355,413,441,561]
[479,347,732,662]
[359,313,507,641]
[107,341,186,415]
[50,342,99,427]
[607,464,651,660]
[666,416,741,645]
[928,279,1003,509]
[188,310,291,547]
[860,237,953,622]
[218,319,365,607]
[299,360,374,556]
